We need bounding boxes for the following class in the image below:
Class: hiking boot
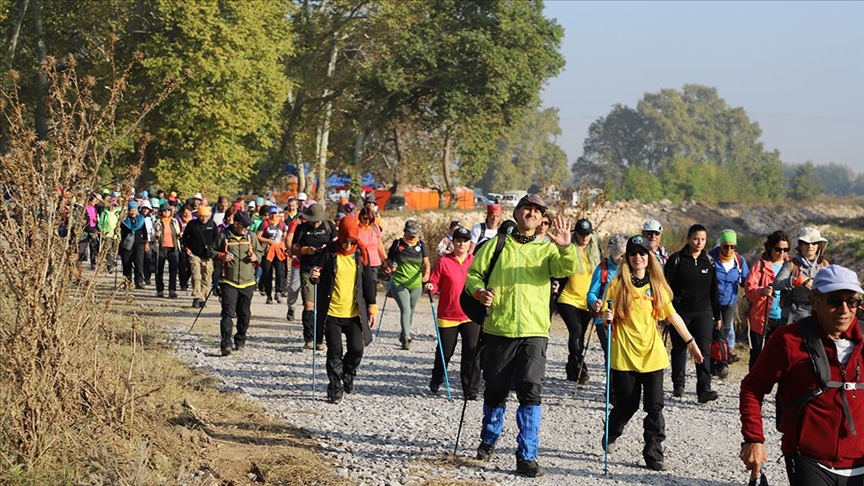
[156,291,165,298]
[266,297,273,305]
[475,442,494,462]
[466,392,479,401]
[286,307,295,321]
[221,347,232,357]
[169,291,178,299]
[698,390,719,404]
[646,459,669,471]
[515,455,545,478]
[144,279,151,285]
[672,386,684,398]
[344,376,355,395]
[401,338,412,350]
[192,298,201,308]
[303,341,313,350]
[729,352,741,364]
[275,294,282,304]
[717,365,730,380]
[316,343,325,351]
[135,284,145,290]
[234,342,245,352]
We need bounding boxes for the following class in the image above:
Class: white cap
[642,219,663,232]
[140,200,152,210]
[192,192,203,200]
[297,192,308,201]
[247,200,256,208]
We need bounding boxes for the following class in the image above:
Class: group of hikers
[73,189,862,484]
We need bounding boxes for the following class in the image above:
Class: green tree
[611,165,664,202]
[787,161,824,200]
[816,162,856,195]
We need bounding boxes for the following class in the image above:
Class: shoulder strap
[482,234,507,287]
[600,258,609,286]
[706,253,715,266]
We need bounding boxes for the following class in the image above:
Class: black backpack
[775,317,864,434]
[461,231,508,325]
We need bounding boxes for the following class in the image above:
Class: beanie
[718,229,737,246]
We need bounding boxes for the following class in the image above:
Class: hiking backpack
[774,317,864,434]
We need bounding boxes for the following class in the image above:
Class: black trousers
[557,302,593,379]
[78,233,99,265]
[785,455,864,486]
[482,334,547,407]
[431,321,482,395]
[749,317,784,369]
[607,369,665,463]
[120,244,145,286]
[155,247,179,292]
[219,283,254,351]
[670,311,714,395]
[143,247,154,280]
[179,251,191,290]
[325,316,365,400]
[260,257,286,299]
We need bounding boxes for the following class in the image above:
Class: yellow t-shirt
[328,254,360,318]
[557,251,591,310]
[603,280,675,373]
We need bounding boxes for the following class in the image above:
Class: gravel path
[166,288,788,485]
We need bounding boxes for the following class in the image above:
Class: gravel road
[168,287,787,486]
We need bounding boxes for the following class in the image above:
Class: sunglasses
[773,247,790,253]
[822,296,862,309]
[643,231,660,237]
[721,244,736,250]
[540,221,551,226]
[628,250,649,257]
[341,240,357,246]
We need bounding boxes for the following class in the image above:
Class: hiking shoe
[429,378,440,395]
[672,387,684,398]
[220,348,231,357]
[275,294,282,304]
[401,338,412,350]
[718,366,730,380]
[192,298,201,308]
[135,284,145,290]
[578,368,591,385]
[344,376,355,395]
[698,390,719,404]
[266,297,273,305]
[475,443,494,462]
[234,343,245,352]
[156,291,165,298]
[602,436,617,453]
[286,307,295,321]
[144,279,151,285]
[316,343,325,351]
[169,291,178,299]
[303,341,313,350]
[646,460,668,471]
[516,455,545,478]
[329,396,342,405]
[466,392,479,401]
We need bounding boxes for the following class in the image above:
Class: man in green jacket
[97,196,121,272]
[465,194,578,478]
[211,211,262,356]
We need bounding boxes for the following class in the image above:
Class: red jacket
[426,252,474,322]
[743,257,776,335]
[740,316,864,468]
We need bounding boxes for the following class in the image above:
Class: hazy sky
[541,1,864,173]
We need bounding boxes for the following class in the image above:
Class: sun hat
[811,265,864,294]
[404,220,420,237]
[301,203,328,222]
[515,194,547,213]
[797,227,828,245]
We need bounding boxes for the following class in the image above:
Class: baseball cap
[643,219,663,232]
[233,211,253,227]
[197,206,211,217]
[404,220,420,237]
[297,192,308,202]
[626,235,652,254]
[515,194,547,213]
[453,227,471,240]
[267,205,279,214]
[811,265,864,295]
[449,220,461,229]
[574,219,593,235]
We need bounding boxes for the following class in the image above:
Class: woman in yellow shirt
[601,235,703,471]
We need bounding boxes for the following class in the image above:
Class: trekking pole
[312,267,320,398]
[603,299,614,477]
[187,284,215,334]
[573,321,595,396]
[375,272,394,340]
[452,396,469,456]
[427,290,452,402]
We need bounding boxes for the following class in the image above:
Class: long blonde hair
[610,252,673,323]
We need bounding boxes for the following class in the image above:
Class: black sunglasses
[823,296,862,309]
[721,244,736,250]
[643,231,660,236]
[773,247,790,253]
[628,250,649,257]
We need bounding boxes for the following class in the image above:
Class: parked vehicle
[385,195,406,211]
[475,194,494,206]
[499,190,527,207]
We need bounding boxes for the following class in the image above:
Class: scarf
[511,231,535,245]
[402,236,419,246]
[122,214,145,232]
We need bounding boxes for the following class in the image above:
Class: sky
[541,1,864,173]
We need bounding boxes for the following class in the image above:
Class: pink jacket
[426,252,474,322]
[743,256,775,335]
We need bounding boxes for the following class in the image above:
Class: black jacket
[664,248,721,321]
[314,246,377,346]
[182,219,218,259]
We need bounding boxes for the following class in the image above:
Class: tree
[816,162,856,195]
[787,161,824,200]
[575,84,784,202]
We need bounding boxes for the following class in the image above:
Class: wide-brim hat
[302,203,327,222]
[798,227,827,245]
